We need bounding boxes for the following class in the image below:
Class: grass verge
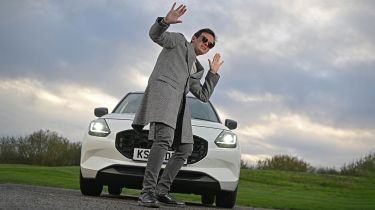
[1,164,374,209]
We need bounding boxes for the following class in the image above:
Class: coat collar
[187,42,204,74]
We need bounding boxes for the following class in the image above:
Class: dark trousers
[142,122,193,194]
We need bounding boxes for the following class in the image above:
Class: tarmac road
[0,184,270,210]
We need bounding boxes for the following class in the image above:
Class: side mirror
[94,107,108,117]
[225,119,237,130]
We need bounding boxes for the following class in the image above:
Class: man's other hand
[209,53,224,74]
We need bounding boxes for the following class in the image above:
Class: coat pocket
[157,75,180,90]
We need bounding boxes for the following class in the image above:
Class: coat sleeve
[149,17,179,49]
[189,71,220,102]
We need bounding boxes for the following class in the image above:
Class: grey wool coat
[132,17,220,144]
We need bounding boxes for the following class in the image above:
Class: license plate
[133,148,174,163]
[133,148,187,164]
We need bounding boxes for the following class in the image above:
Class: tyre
[108,185,122,195]
[215,187,237,208]
[201,193,215,205]
[80,170,103,196]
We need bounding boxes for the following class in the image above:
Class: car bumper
[91,165,221,194]
[81,127,240,193]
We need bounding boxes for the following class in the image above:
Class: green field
[1,164,374,210]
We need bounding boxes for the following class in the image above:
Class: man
[132,3,224,208]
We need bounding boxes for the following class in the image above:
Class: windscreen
[113,93,220,123]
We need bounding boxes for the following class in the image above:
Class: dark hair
[193,28,216,41]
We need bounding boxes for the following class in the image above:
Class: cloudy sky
[1,0,374,168]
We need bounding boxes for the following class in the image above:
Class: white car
[80,92,240,208]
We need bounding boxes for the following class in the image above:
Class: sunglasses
[200,35,215,49]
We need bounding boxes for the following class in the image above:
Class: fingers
[180,6,187,16]
[176,5,187,16]
[211,53,224,67]
[209,53,224,74]
[213,53,221,62]
[172,3,187,16]
[175,4,183,11]
[170,2,176,11]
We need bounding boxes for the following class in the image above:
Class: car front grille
[115,130,208,164]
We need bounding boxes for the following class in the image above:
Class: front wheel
[215,187,237,208]
[80,170,103,196]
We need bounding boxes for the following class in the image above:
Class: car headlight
[214,130,237,148]
[89,119,110,137]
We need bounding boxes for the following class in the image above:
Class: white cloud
[0,78,118,141]
[226,90,282,103]
[333,43,375,67]
[217,1,342,59]
[122,67,150,91]
[0,78,117,111]
[238,113,375,167]
[238,113,374,141]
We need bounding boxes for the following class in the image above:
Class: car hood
[102,113,228,130]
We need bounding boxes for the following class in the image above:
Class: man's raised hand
[209,53,224,74]
[163,2,187,24]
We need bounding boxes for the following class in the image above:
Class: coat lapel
[186,42,196,74]
[187,42,205,78]
[190,60,204,79]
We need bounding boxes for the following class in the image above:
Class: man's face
[192,32,215,56]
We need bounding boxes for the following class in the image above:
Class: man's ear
[191,35,197,42]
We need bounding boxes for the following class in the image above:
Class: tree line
[1,129,374,177]
[0,129,80,166]
[241,153,375,177]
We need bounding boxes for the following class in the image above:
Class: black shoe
[138,192,159,208]
[156,194,185,206]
